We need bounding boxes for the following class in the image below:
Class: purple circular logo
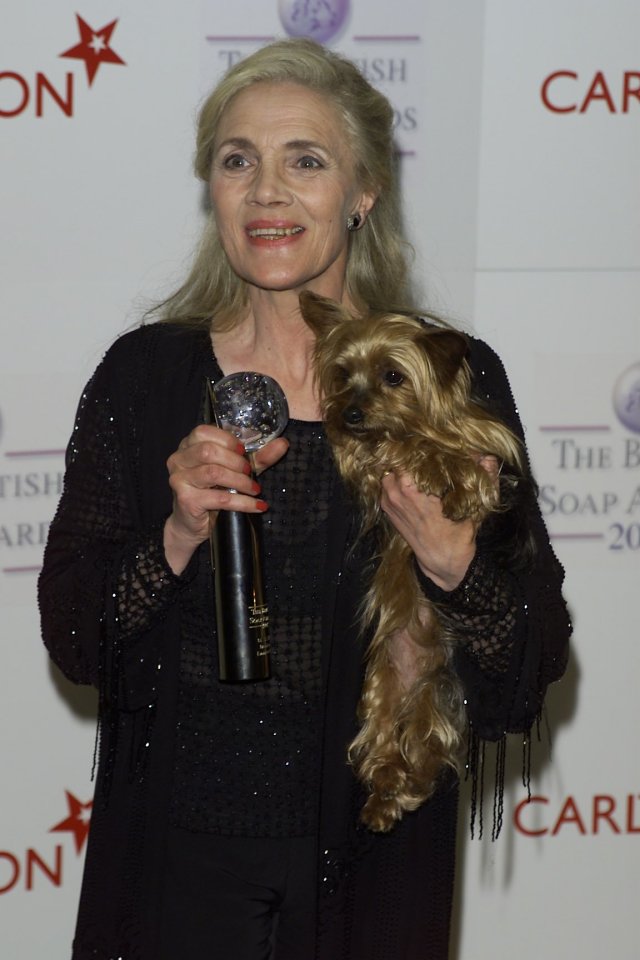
[278,0,350,44]
[613,362,640,433]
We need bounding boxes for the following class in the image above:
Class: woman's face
[209,82,376,300]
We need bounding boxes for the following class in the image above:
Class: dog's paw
[361,791,403,833]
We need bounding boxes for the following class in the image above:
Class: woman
[39,38,570,960]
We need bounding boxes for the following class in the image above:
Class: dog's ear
[299,290,350,339]
[420,327,469,386]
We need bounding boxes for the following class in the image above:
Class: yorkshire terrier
[300,290,525,833]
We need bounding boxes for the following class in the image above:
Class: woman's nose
[247,162,292,205]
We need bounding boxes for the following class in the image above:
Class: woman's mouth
[246,225,305,240]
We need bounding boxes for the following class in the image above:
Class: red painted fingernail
[255,500,268,512]
[251,481,261,495]
[242,461,252,475]
[236,441,246,454]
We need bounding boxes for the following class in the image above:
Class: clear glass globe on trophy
[210,372,289,454]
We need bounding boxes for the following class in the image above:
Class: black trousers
[158,828,317,960]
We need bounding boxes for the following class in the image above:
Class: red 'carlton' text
[541,70,640,113]
[0,845,63,894]
[0,72,74,118]
[514,794,640,836]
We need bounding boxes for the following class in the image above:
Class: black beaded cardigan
[39,321,570,960]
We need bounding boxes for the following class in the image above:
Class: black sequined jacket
[39,322,570,960]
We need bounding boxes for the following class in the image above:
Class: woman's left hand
[380,456,499,593]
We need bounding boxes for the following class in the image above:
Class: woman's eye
[223,154,249,169]
[384,369,405,387]
[297,155,322,169]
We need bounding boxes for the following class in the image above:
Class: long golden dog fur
[300,290,525,832]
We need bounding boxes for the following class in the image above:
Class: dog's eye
[383,369,405,387]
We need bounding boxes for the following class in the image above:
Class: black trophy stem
[205,381,270,682]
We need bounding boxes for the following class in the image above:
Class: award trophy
[205,373,288,682]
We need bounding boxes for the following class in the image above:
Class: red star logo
[60,15,126,86]
[50,790,93,855]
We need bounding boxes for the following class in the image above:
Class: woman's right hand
[163,425,288,575]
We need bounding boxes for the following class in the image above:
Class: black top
[171,416,333,837]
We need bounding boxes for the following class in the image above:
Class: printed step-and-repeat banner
[1,1,638,957]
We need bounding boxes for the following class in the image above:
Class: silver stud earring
[346,213,362,232]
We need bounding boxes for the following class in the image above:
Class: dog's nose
[343,405,364,425]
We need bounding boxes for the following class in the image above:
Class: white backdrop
[1,1,638,957]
